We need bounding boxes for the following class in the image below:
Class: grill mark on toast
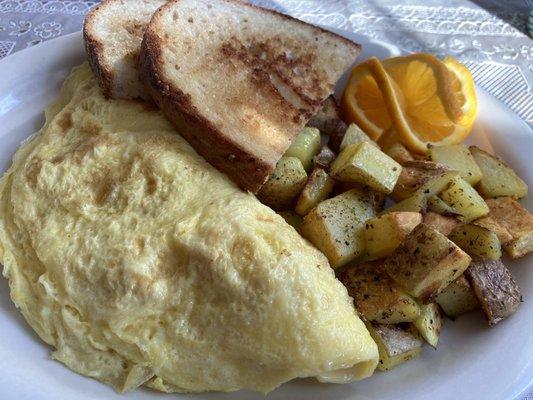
[139,0,361,192]
[140,27,273,193]
[237,0,361,108]
[219,36,328,112]
[219,40,305,123]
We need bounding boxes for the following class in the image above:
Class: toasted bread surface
[140,0,360,192]
[84,0,167,100]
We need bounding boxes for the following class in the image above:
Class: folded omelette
[0,64,378,393]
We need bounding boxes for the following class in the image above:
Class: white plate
[0,31,532,400]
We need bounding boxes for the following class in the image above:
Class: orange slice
[340,59,394,140]
[443,56,478,128]
[341,54,478,154]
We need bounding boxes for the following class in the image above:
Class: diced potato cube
[306,96,345,136]
[440,176,489,222]
[301,188,375,268]
[331,142,402,193]
[435,275,478,318]
[335,182,387,213]
[258,157,307,210]
[313,145,336,170]
[466,258,522,326]
[383,223,472,303]
[472,216,513,245]
[470,146,528,199]
[285,127,322,170]
[384,143,415,164]
[391,161,450,201]
[364,212,422,259]
[278,211,303,232]
[423,212,460,236]
[365,322,423,372]
[486,197,533,258]
[295,168,335,215]
[339,262,420,324]
[338,123,379,152]
[328,122,377,153]
[427,195,458,216]
[418,171,460,195]
[413,302,442,348]
[384,171,459,214]
[449,224,501,260]
[385,192,427,214]
[429,144,482,185]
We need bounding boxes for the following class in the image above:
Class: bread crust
[140,0,361,193]
[83,1,114,98]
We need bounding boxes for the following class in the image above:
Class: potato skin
[339,262,420,324]
[423,212,460,236]
[385,171,459,214]
[328,121,349,153]
[383,223,471,303]
[465,258,522,326]
[306,96,345,137]
[312,146,336,171]
[384,143,414,164]
[486,197,533,258]
[391,161,450,202]
[472,215,513,245]
[365,322,423,371]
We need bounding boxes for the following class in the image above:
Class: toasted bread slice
[84,0,167,100]
[140,0,360,192]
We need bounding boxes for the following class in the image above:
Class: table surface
[0,1,532,399]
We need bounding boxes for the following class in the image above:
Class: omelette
[0,64,378,393]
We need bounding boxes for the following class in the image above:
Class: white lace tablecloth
[0,0,532,398]
[0,0,532,127]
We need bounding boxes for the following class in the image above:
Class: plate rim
[0,29,532,400]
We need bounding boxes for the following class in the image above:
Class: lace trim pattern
[0,39,14,57]
[0,1,97,15]
[0,0,531,125]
